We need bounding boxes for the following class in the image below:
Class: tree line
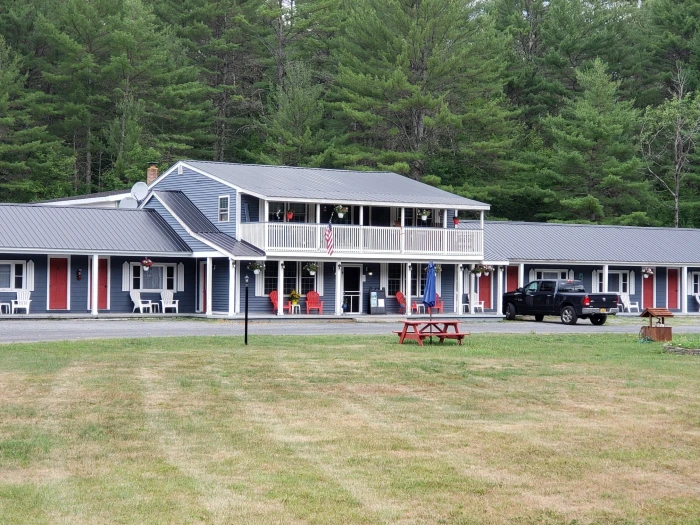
[1,0,699,227]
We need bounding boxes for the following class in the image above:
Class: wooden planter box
[640,325,672,342]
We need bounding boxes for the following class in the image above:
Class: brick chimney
[147,163,159,184]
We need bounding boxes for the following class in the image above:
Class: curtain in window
[0,265,10,288]
[143,267,164,289]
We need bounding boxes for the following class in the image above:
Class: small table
[0,303,10,314]
[151,303,160,313]
[291,303,301,314]
[394,320,470,346]
[414,303,425,314]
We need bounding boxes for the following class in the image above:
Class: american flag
[325,218,334,256]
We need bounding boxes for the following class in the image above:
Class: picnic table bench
[393,320,470,346]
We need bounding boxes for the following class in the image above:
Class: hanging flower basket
[334,205,348,218]
[247,262,264,275]
[141,257,153,271]
[642,267,654,278]
[303,262,318,276]
[471,264,493,276]
[418,209,431,221]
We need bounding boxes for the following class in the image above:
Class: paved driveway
[2,316,700,344]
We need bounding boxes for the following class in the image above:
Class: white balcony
[238,222,483,260]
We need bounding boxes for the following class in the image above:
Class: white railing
[238,223,483,257]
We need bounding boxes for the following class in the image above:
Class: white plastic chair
[160,291,179,313]
[620,293,639,313]
[11,290,31,314]
[473,300,485,313]
[695,294,700,312]
[130,290,152,313]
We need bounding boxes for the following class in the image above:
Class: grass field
[0,333,698,524]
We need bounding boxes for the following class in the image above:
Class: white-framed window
[130,263,176,292]
[268,201,307,223]
[535,269,569,280]
[387,263,402,295]
[595,270,630,293]
[691,272,700,295]
[0,261,26,291]
[262,261,317,296]
[218,195,230,222]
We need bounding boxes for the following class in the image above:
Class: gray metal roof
[464,221,700,265]
[153,191,265,258]
[41,189,130,203]
[153,191,218,233]
[0,205,191,255]
[180,160,489,209]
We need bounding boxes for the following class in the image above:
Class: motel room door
[343,266,362,313]
[667,268,679,310]
[49,258,68,310]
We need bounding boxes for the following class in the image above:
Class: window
[0,261,25,291]
[268,201,307,222]
[595,270,630,293]
[411,263,428,296]
[131,263,176,291]
[263,262,317,296]
[692,272,700,295]
[535,269,568,280]
[218,196,230,222]
[387,263,402,295]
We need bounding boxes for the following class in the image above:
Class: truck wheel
[534,314,544,322]
[590,314,607,326]
[560,306,578,325]
[505,303,516,321]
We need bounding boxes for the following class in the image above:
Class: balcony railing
[238,222,483,258]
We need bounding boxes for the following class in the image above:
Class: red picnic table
[394,320,470,346]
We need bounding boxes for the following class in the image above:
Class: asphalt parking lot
[1,315,700,344]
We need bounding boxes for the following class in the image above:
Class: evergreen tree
[541,59,650,223]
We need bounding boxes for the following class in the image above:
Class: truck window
[539,281,556,292]
[559,282,585,293]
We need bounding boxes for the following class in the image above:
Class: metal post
[244,275,249,345]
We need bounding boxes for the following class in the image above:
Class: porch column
[277,260,284,315]
[335,262,342,315]
[442,209,448,255]
[456,264,464,315]
[469,265,476,314]
[497,265,504,315]
[316,203,320,223]
[406,262,412,316]
[228,258,236,317]
[90,255,99,316]
[235,260,242,314]
[518,263,525,288]
[206,257,213,316]
[602,264,609,293]
[682,266,688,314]
[400,208,406,253]
[359,205,364,254]
[480,210,484,230]
[263,201,269,250]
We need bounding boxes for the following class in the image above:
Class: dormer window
[218,196,230,222]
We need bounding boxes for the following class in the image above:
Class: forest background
[1,0,699,227]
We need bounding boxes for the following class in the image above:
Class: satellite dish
[131,181,149,201]
[118,196,138,209]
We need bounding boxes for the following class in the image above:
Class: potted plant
[247,262,265,275]
[334,205,348,218]
[141,257,153,272]
[418,209,431,221]
[642,267,654,278]
[342,298,348,313]
[482,265,494,276]
[286,209,294,220]
[453,215,459,226]
[289,289,301,305]
[303,262,318,276]
[435,264,442,274]
[471,265,483,275]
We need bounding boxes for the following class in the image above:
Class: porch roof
[152,191,265,258]
[178,161,490,210]
[461,221,700,265]
[0,204,191,255]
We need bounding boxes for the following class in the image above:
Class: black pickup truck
[502,279,619,325]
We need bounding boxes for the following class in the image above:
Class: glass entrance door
[343,266,361,313]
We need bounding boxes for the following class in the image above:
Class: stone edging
[663,345,700,356]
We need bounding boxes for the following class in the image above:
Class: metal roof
[0,205,191,255]
[462,221,700,265]
[41,189,130,204]
[179,161,490,209]
[153,191,265,258]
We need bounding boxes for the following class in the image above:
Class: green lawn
[0,334,698,524]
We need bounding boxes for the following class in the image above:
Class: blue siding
[441,265,455,312]
[143,200,210,252]
[0,254,48,312]
[152,167,237,237]
[70,255,89,311]
[241,194,260,222]
[212,258,230,312]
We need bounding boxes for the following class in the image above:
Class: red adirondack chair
[269,291,292,314]
[306,291,324,314]
[428,293,444,314]
[396,291,407,314]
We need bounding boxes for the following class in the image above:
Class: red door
[667,268,679,310]
[89,259,109,310]
[479,272,492,309]
[506,266,519,292]
[49,258,68,310]
[642,273,654,309]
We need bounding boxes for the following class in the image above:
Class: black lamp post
[244,275,249,345]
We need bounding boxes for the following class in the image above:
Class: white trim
[235,260,242,313]
[206,257,213,316]
[666,267,680,310]
[122,262,130,291]
[235,191,241,238]
[342,264,363,314]
[534,268,569,281]
[228,258,236,316]
[88,256,112,312]
[0,260,28,292]
[130,262,177,293]
[317,263,324,296]
[90,255,99,315]
[26,260,34,292]
[177,262,185,292]
[46,256,70,310]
